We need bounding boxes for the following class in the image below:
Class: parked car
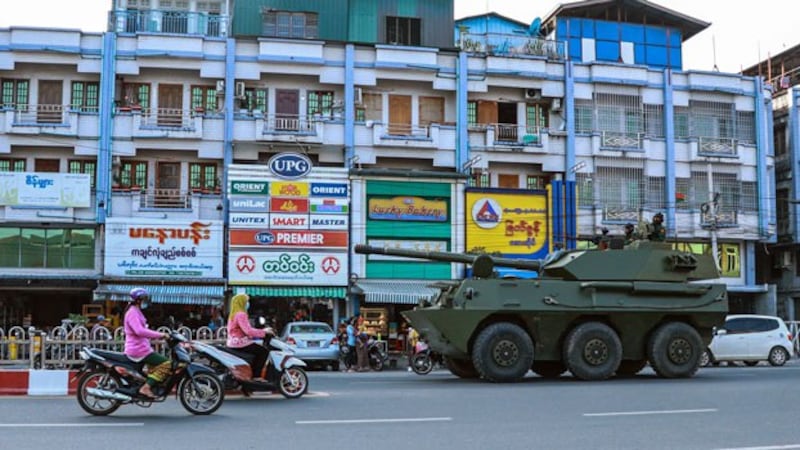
[279,321,340,371]
[700,314,793,367]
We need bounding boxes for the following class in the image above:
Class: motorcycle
[74,330,225,416]
[191,335,309,399]
[410,343,443,375]
[365,335,387,372]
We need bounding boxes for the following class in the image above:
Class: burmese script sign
[0,172,91,207]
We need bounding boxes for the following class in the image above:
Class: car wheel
[768,347,789,367]
[699,349,712,367]
[647,322,703,378]
[471,322,534,383]
[743,361,759,367]
[563,322,622,381]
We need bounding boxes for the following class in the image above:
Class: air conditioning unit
[551,98,562,111]
[783,251,793,268]
[215,80,225,91]
[234,81,246,98]
[354,87,363,105]
[524,88,542,100]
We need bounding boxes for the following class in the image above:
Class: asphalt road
[2,363,800,450]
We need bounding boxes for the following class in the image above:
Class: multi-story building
[0,0,776,332]
[745,46,800,320]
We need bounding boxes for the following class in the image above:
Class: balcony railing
[139,189,192,209]
[134,108,195,129]
[493,124,542,145]
[459,32,567,60]
[10,104,68,125]
[262,115,316,134]
[601,131,644,150]
[109,9,224,37]
[698,137,737,157]
[384,123,430,138]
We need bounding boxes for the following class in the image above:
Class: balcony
[600,131,644,151]
[459,33,566,61]
[114,107,204,139]
[109,9,225,37]
[468,124,546,152]
[697,137,738,158]
[110,188,222,221]
[250,114,326,144]
[4,105,78,136]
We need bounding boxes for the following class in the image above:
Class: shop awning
[353,280,442,305]
[241,286,346,298]
[94,283,225,307]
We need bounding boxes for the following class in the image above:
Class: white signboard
[0,172,91,207]
[270,213,308,229]
[309,214,348,230]
[228,251,347,285]
[229,213,269,228]
[104,218,223,278]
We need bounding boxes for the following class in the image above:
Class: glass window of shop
[0,228,95,269]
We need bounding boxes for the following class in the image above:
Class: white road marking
[716,445,800,450]
[583,408,717,417]
[0,423,144,428]
[297,417,452,425]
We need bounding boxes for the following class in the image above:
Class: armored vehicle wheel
[563,322,622,381]
[647,322,703,378]
[615,359,647,377]
[443,357,479,379]
[471,323,534,383]
[531,361,566,379]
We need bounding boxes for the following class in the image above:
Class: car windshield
[291,324,333,334]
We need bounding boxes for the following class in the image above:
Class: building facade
[0,0,776,331]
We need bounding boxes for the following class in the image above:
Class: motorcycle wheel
[411,352,434,375]
[178,373,225,415]
[278,367,309,399]
[76,370,122,416]
[369,350,384,372]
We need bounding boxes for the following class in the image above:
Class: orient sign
[268,152,312,180]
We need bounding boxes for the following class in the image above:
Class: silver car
[279,321,340,370]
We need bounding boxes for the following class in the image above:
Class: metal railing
[138,188,193,209]
[137,108,195,129]
[11,104,68,125]
[698,136,737,156]
[601,131,644,150]
[262,115,317,133]
[0,325,227,369]
[384,123,430,138]
[459,32,566,60]
[109,9,224,37]
[493,124,542,144]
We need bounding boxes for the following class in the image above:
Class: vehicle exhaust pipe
[86,387,132,401]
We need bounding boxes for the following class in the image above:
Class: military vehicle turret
[354,240,728,382]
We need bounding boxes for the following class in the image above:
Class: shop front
[93,218,226,328]
[226,158,350,331]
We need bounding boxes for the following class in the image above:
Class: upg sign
[268,153,312,180]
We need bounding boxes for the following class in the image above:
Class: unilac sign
[270,213,308,229]
[229,229,348,248]
[270,197,309,213]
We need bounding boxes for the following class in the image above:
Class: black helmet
[624,223,634,231]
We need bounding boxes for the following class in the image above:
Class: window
[70,81,99,113]
[121,83,150,109]
[1,79,29,109]
[644,104,664,137]
[262,11,318,39]
[307,91,334,117]
[594,92,642,135]
[68,160,96,189]
[386,16,421,46]
[469,170,488,188]
[736,111,755,144]
[574,99,593,133]
[190,85,218,112]
[467,101,477,127]
[0,227,95,269]
[775,123,787,157]
[189,163,217,191]
[690,100,733,139]
[596,165,645,213]
[419,96,444,127]
[526,175,548,190]
[242,88,267,113]
[119,160,147,188]
[576,173,593,207]
[0,158,25,172]
[525,104,549,132]
[360,93,382,121]
[674,107,690,139]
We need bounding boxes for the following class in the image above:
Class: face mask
[140,300,150,310]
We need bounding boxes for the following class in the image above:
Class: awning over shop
[353,280,441,305]
[241,286,347,298]
[94,283,225,307]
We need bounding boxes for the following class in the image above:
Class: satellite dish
[529,17,542,36]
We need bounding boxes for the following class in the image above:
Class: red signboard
[270,197,309,213]
[229,229,349,248]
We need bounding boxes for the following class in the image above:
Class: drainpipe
[564,60,575,183]
[663,68,676,238]
[755,76,771,240]
[456,50,468,172]
[344,44,354,165]
[222,38,235,285]
[97,32,117,223]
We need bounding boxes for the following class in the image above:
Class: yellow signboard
[270,181,309,197]
[466,191,548,258]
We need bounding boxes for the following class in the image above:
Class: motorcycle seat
[213,344,254,362]
[92,349,131,363]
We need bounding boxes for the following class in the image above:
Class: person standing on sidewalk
[345,318,358,372]
[355,315,370,372]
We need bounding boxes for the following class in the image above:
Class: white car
[700,314,794,367]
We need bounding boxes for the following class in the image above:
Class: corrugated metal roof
[242,286,346,298]
[354,280,441,305]
[94,284,224,306]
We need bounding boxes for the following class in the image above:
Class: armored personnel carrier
[354,240,728,382]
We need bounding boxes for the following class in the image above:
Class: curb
[0,370,78,396]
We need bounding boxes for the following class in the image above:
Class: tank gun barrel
[354,244,541,274]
